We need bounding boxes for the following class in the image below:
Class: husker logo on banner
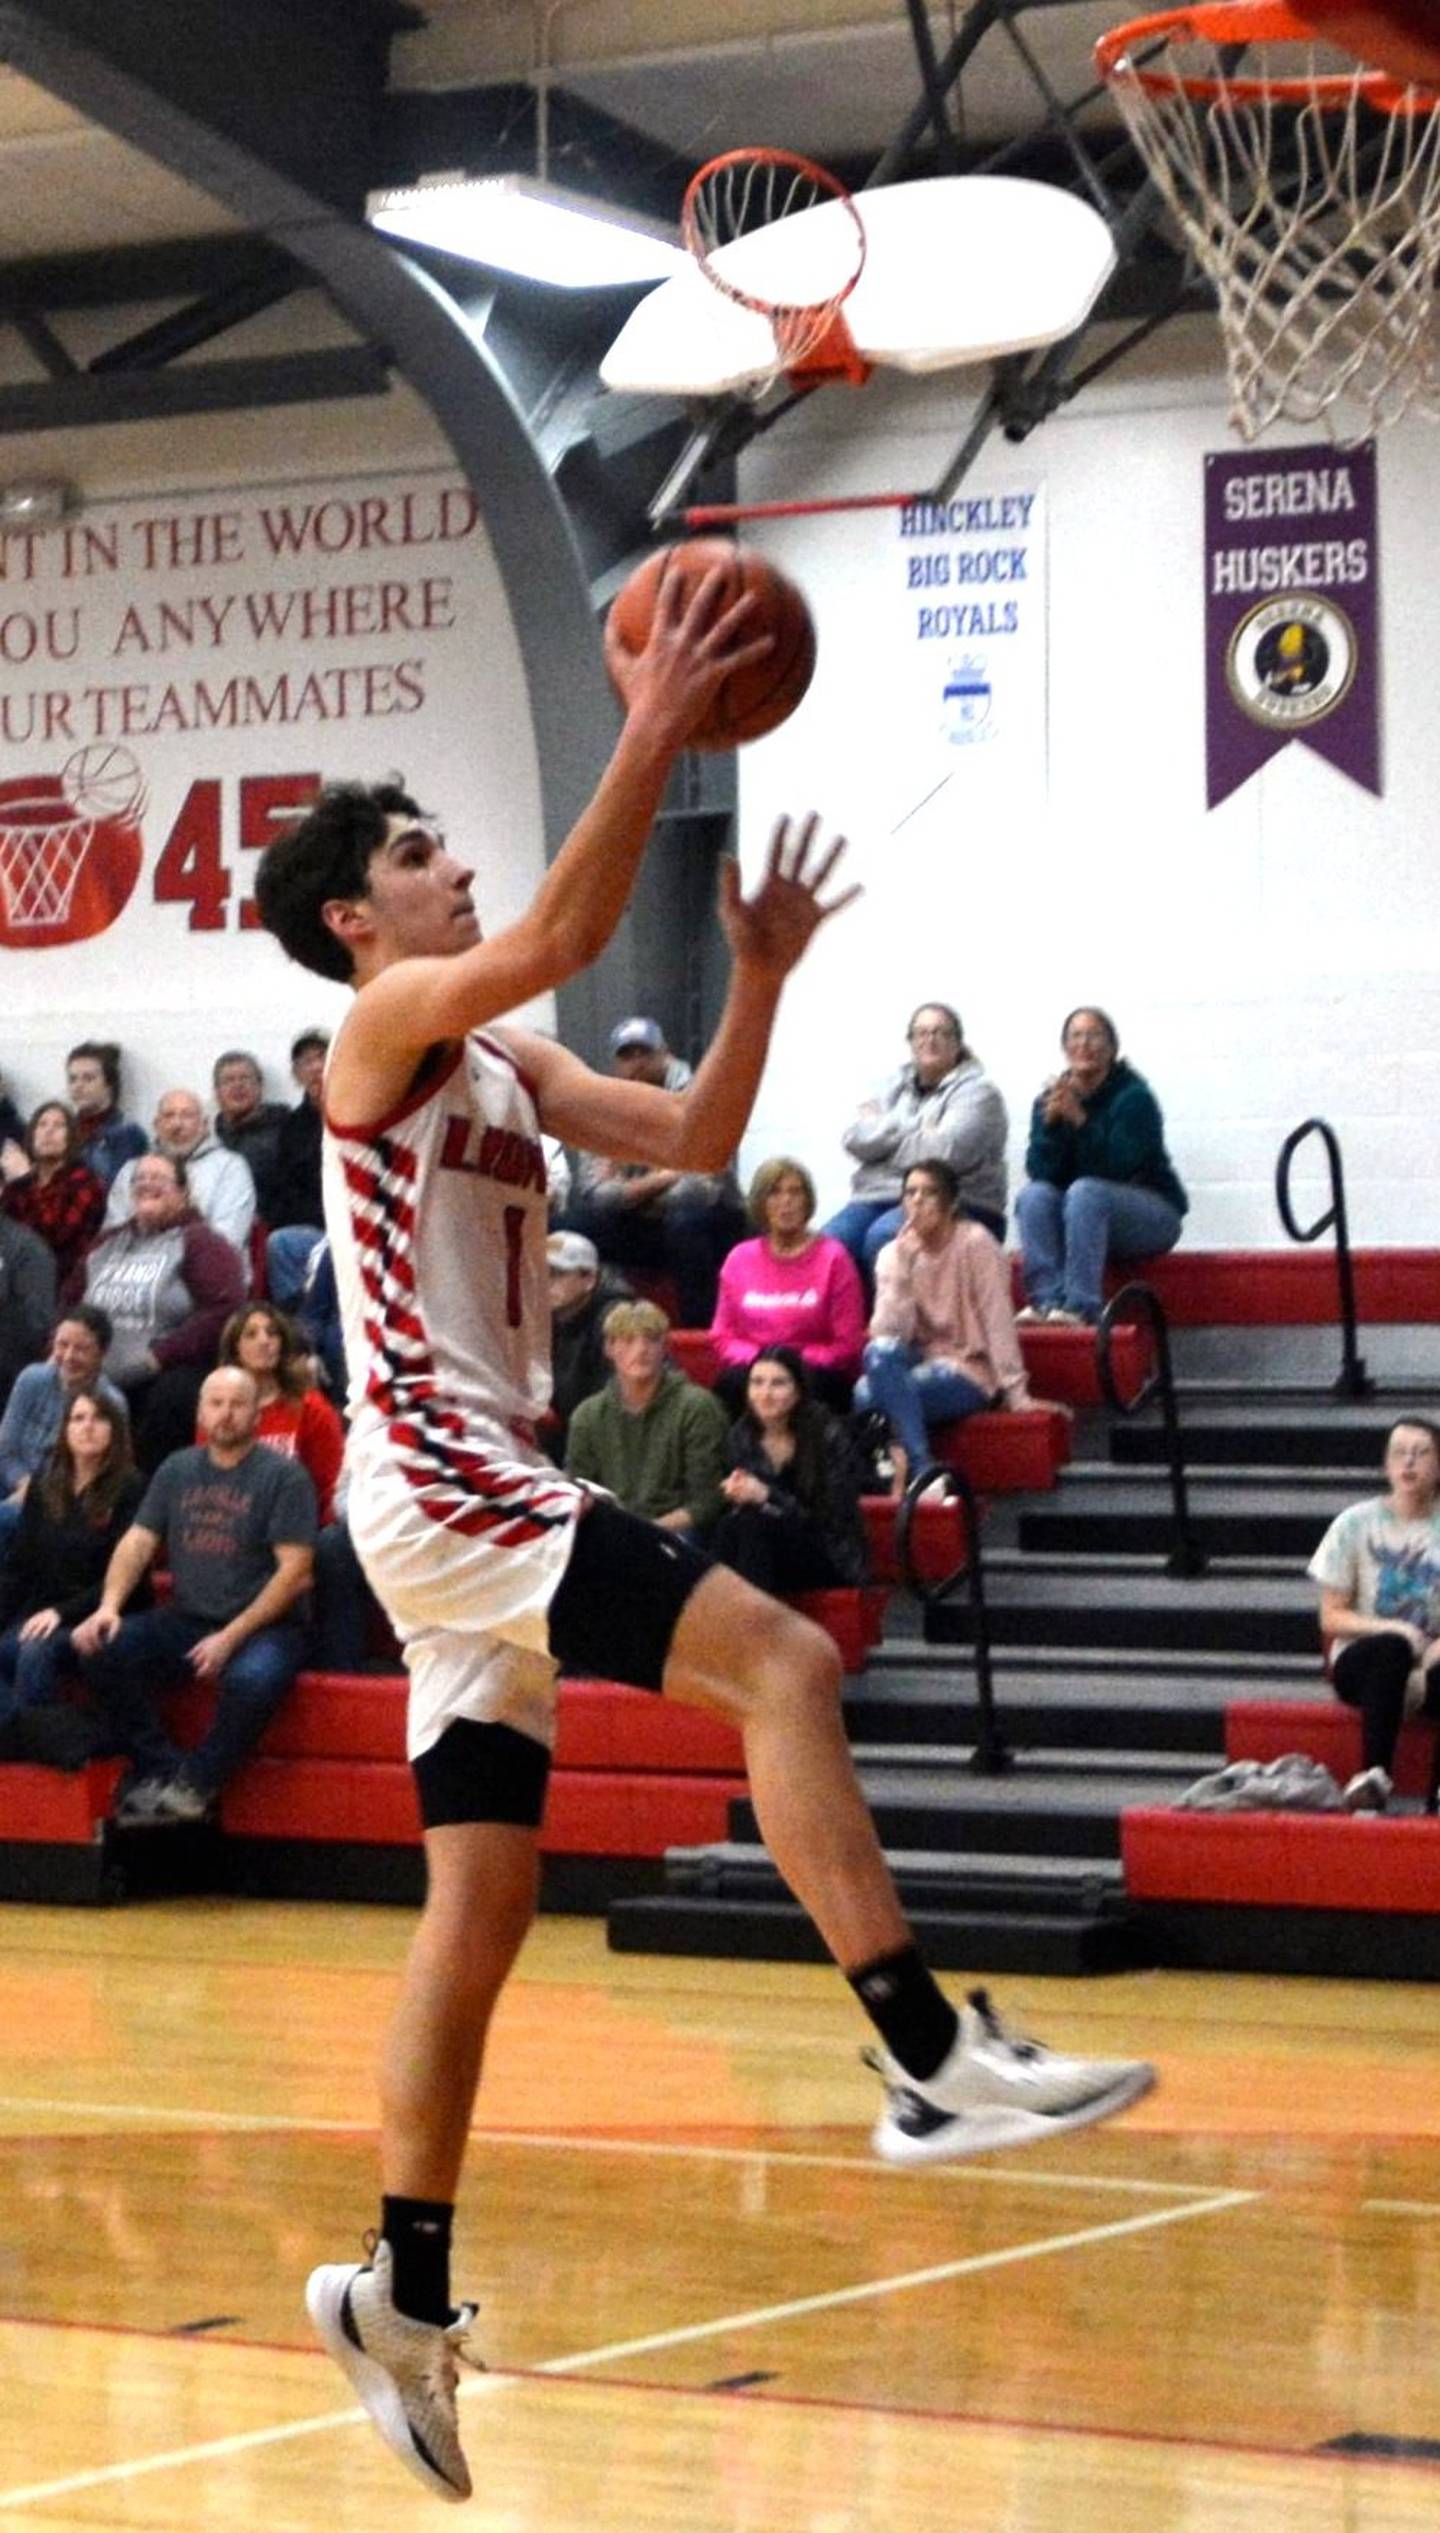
[1204,440,1382,809]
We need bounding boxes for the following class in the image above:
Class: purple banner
[1205,440,1382,809]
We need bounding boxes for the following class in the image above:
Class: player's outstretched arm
[343,568,772,1076]
[516,815,857,1166]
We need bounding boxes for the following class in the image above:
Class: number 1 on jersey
[502,1206,526,1329]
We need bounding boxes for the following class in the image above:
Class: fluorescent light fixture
[368,172,688,289]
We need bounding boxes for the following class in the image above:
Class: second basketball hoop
[681,149,871,394]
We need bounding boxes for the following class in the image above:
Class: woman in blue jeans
[1014,1008,1187,1326]
[0,1387,145,1726]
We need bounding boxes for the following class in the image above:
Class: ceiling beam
[0,346,390,433]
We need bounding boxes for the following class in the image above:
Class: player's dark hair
[67,1039,123,1101]
[255,780,423,983]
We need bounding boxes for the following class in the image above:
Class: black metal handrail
[1097,1283,1207,1578]
[895,1463,1012,1774]
[1275,1116,1373,1398]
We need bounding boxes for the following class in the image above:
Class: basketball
[608,538,816,749]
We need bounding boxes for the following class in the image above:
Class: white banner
[0,468,543,1060]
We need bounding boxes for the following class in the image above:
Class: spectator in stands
[217,1303,344,1522]
[1309,1417,1440,1812]
[0,1211,56,1417]
[0,1387,145,1730]
[72,1364,316,1826]
[1,1101,105,1285]
[826,1004,1009,1278]
[65,1041,147,1191]
[565,1298,727,1539]
[212,1050,287,1223]
[217,1299,371,1668]
[564,1017,747,1326]
[265,1028,331,1308]
[1015,1007,1187,1327]
[106,1087,256,1266]
[0,1070,25,1149]
[0,1307,126,1555]
[293,1236,345,1403]
[713,1345,868,1595]
[855,1159,1040,1497]
[711,1155,866,1417]
[546,1230,631,1457]
[69,1151,246,1472]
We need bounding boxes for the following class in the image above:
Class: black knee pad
[412,1718,552,1829]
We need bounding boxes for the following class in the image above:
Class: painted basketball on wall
[0,745,146,951]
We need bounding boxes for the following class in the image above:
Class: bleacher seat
[1017,1319,1153,1407]
[1225,1697,1440,1809]
[1123,1805,1440,1911]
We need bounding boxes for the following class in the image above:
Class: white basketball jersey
[323,1025,582,1592]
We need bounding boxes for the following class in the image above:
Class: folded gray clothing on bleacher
[1174,1756,1346,1812]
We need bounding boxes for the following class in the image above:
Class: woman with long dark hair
[0,1386,145,1724]
[218,1301,344,1522]
[1,1100,105,1285]
[712,1344,868,1594]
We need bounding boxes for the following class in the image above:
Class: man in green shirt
[564,1298,726,1537]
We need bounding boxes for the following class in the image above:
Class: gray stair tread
[917,1569,1311,1611]
[984,1548,1302,1581]
[850,1762,1201,1811]
[869,1645,1318,1678]
[672,1839,1127,1887]
[850,1742,1215,1775]
[855,1665,1324,1708]
[1067,1461,1382,1490]
[1119,1401,1405,1429]
[1033,1480,1356,1517]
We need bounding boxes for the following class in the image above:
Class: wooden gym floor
[1,1900,1438,2532]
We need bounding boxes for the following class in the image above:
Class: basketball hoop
[0,797,98,931]
[681,149,872,394]
[1096,2,1440,440]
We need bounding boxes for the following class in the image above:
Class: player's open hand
[605,560,773,749]
[717,813,860,980]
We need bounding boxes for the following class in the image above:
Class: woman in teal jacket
[1015,1008,1187,1325]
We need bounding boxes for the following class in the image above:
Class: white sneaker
[869,1987,1156,2167]
[306,2238,479,2502]
[1343,1766,1393,1813]
[1014,1305,1049,1326]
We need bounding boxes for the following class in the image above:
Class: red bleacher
[1122,1807,1440,1913]
[1225,1698,1440,1807]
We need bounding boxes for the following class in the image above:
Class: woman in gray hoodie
[824,1002,1008,1277]
[67,1149,245,1471]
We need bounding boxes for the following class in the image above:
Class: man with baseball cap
[563,1018,746,1324]
[545,1230,632,1457]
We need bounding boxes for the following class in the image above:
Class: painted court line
[1361,2197,1440,2217]
[0,2095,1212,2200]
[0,2188,1253,2509]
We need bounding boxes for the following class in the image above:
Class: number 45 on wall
[153,772,320,930]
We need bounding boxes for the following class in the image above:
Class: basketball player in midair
[257,562,1153,2503]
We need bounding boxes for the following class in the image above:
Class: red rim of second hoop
[1095,1,1440,109]
[680,147,867,321]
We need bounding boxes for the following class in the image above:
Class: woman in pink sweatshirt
[709,1155,867,1414]
[856,1157,1036,1494]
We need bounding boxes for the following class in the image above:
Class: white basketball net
[683,155,867,394]
[1106,35,1440,440]
[0,809,96,929]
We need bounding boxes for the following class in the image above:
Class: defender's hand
[718,813,860,981]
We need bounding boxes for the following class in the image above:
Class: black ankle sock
[381,2195,454,2324]
[849,1943,959,2083]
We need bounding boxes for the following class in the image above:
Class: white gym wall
[737,318,1440,1249]
[0,353,548,1126]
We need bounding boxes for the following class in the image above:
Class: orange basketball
[608,538,816,750]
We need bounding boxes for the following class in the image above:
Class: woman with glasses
[1015,1007,1186,1327]
[825,1002,1008,1278]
